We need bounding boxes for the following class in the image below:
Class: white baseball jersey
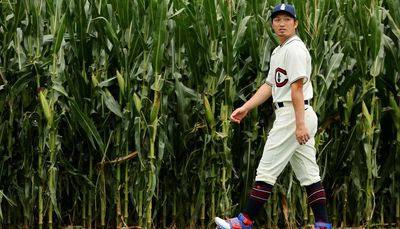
[265,35,313,102]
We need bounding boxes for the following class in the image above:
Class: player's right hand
[230,106,249,124]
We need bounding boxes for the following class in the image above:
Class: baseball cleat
[215,217,231,229]
[314,222,332,229]
[214,213,253,229]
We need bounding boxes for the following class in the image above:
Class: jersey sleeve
[265,68,274,86]
[285,47,309,84]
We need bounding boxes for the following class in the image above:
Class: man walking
[215,3,332,229]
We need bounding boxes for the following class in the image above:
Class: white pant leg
[291,107,321,186]
[255,106,298,185]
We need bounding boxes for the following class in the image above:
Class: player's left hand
[296,126,310,145]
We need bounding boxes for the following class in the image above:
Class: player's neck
[279,34,297,46]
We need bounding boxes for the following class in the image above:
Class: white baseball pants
[255,104,321,186]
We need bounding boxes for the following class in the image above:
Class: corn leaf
[68,99,105,153]
[100,89,123,118]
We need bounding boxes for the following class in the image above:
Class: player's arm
[291,79,309,144]
[230,83,272,123]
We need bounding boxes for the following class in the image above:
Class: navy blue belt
[274,100,311,109]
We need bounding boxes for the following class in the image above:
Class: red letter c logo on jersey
[275,67,288,87]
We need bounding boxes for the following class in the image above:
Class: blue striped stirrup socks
[305,181,330,224]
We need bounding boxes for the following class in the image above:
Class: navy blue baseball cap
[271,3,296,19]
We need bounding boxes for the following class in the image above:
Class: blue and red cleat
[215,214,332,229]
[215,213,253,229]
[314,222,332,229]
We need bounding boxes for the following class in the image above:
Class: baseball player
[215,3,332,229]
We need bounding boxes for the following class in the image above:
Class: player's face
[272,13,298,44]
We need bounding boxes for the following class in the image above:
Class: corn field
[0,0,399,228]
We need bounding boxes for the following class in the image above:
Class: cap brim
[271,11,296,19]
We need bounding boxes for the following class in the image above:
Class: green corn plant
[145,1,168,228]
[40,0,68,227]
[1,0,400,228]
